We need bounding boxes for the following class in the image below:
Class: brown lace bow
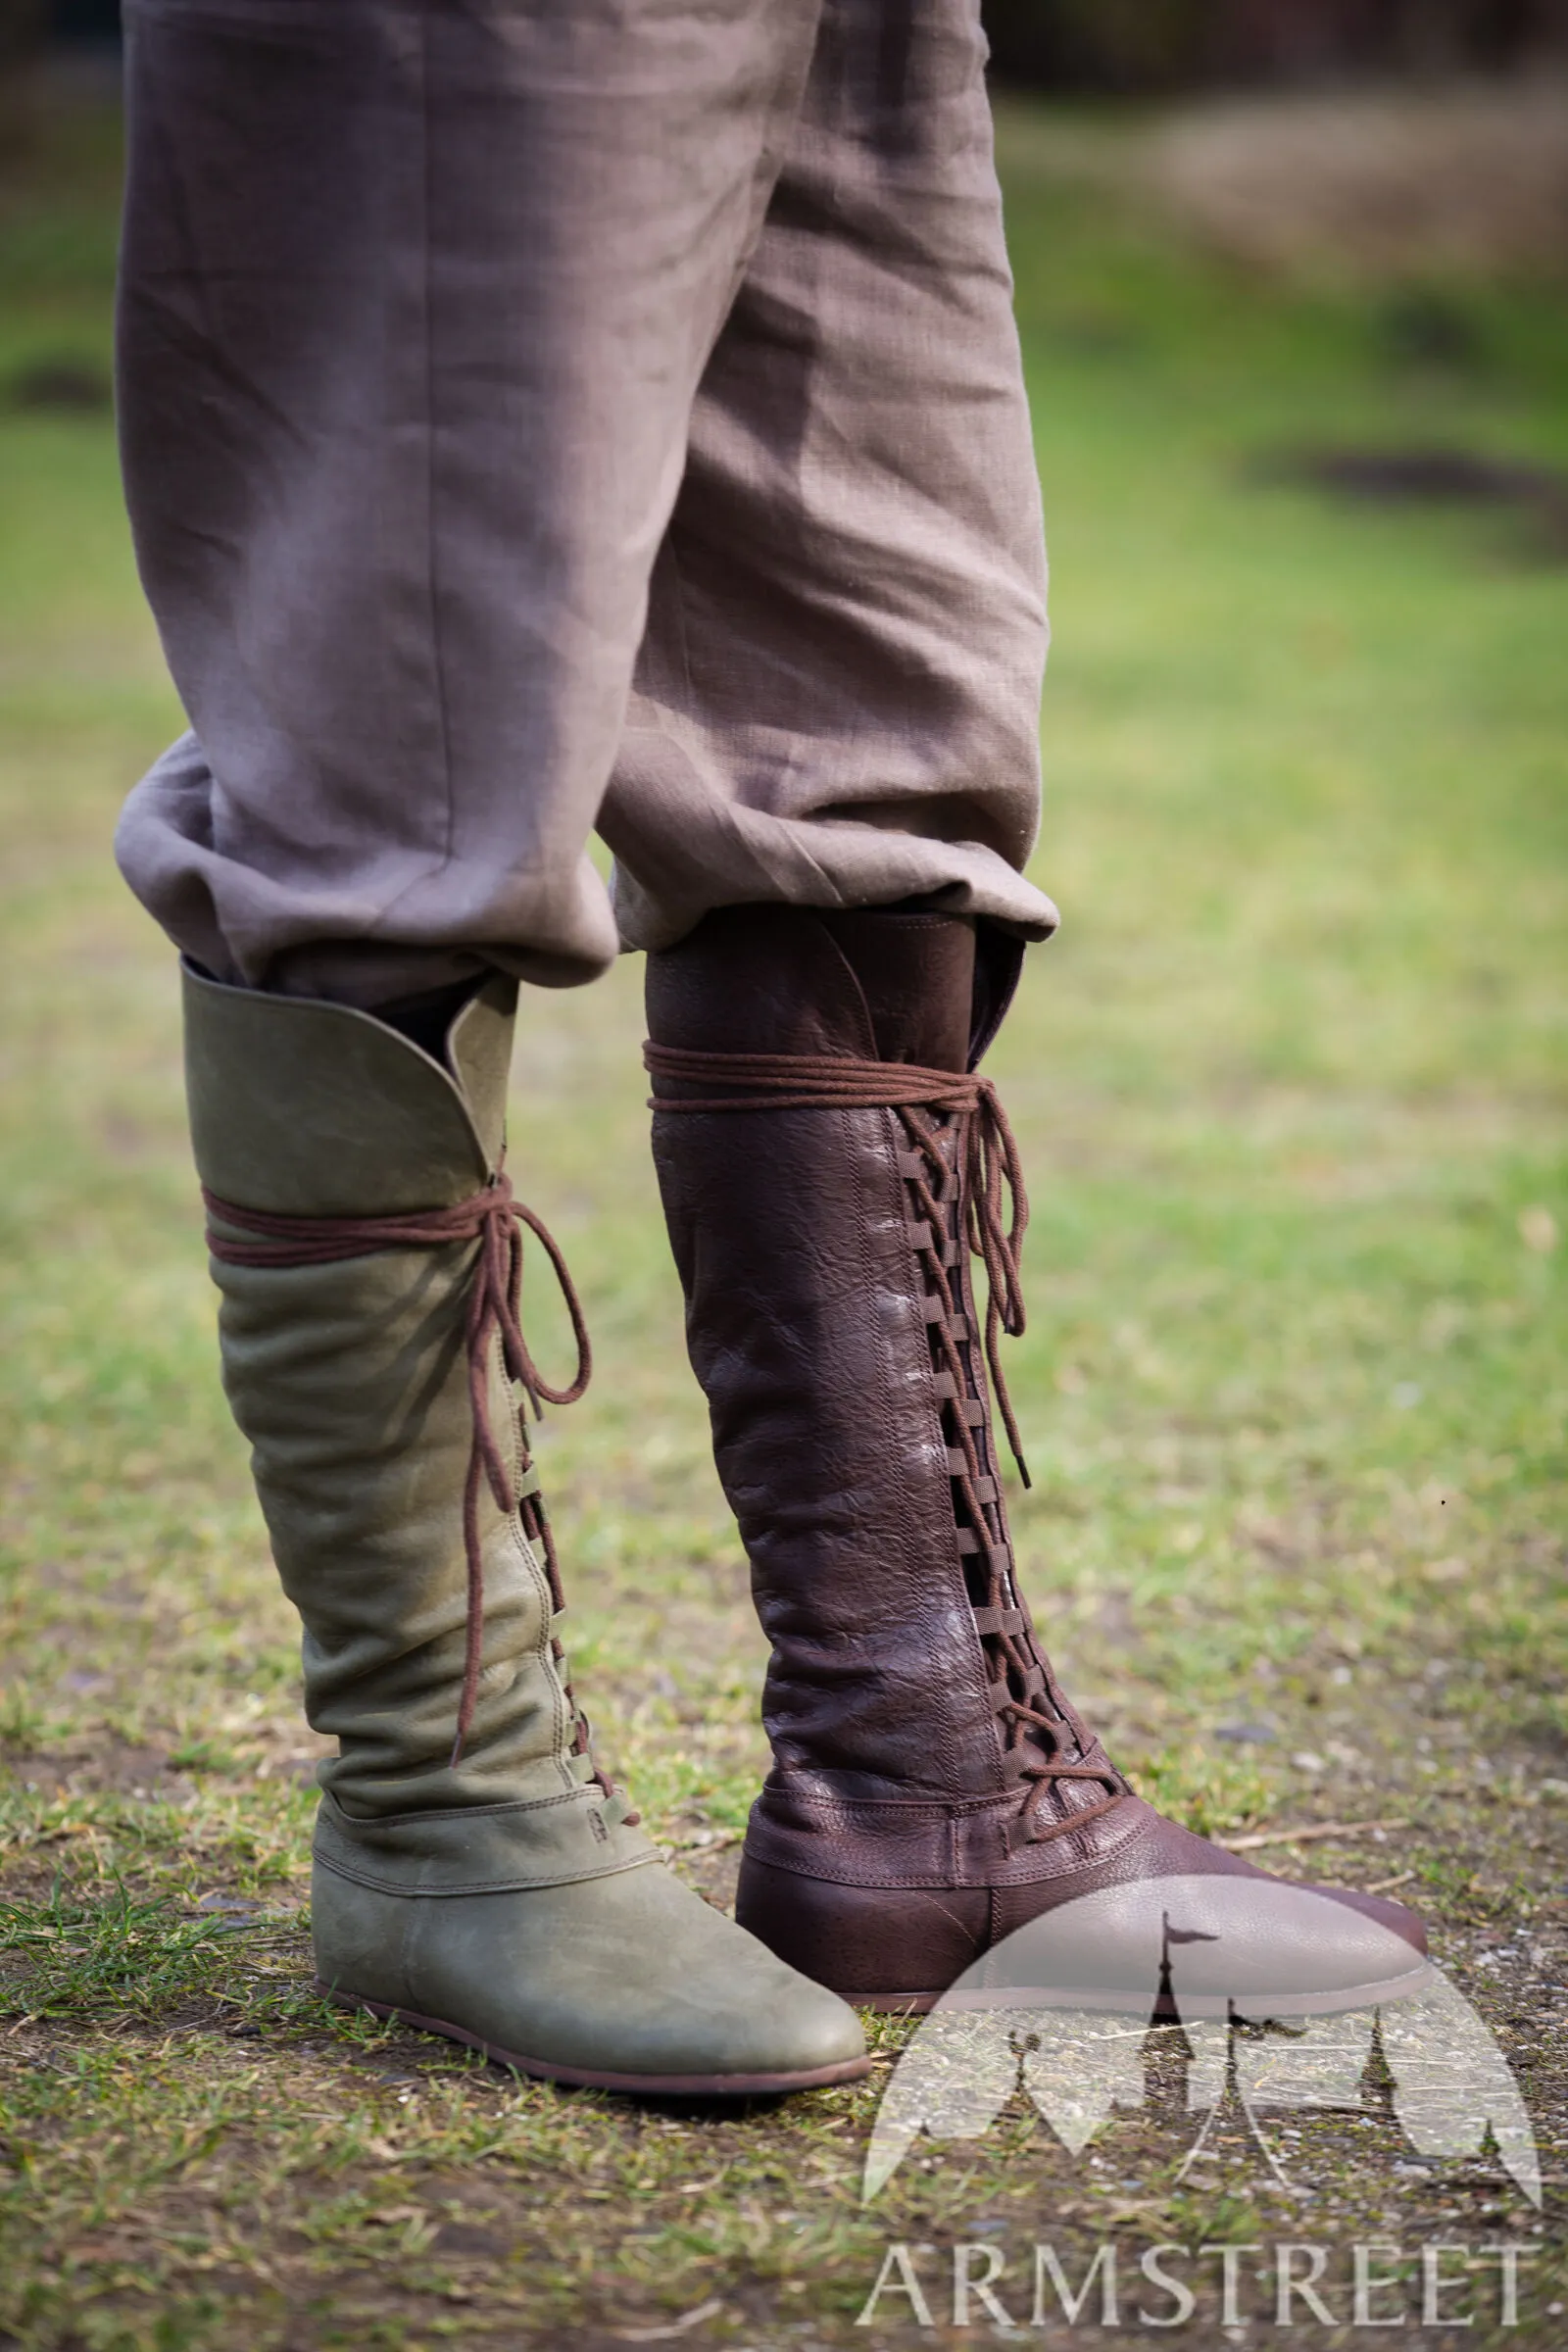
[643,1045,1032,1485]
[202,1172,626,1792]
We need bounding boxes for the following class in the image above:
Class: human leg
[601,0,1056,949]
[116,0,824,1003]
[115,0,867,2088]
[633,0,1424,2002]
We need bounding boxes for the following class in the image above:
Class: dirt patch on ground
[1257,445,1568,560]
[1152,83,1568,278]
[999,81,1568,281]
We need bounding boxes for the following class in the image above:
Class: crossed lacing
[901,1113,1126,1844]
[202,1172,637,1812]
[644,1043,1128,1846]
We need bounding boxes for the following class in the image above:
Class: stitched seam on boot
[741,1820,1153,1891]
[756,1785,1155,1838]
[761,1789,1031,1822]
[312,1849,659,1897]
[319,1788,608,1828]
[746,1797,1154,1888]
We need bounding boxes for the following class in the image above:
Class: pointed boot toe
[315,1856,868,2093]
[736,1801,1430,2016]
[1319,1885,1428,1956]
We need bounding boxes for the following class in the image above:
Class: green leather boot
[183,964,867,2094]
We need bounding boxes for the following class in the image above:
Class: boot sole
[316,1982,872,2095]
[854,1959,1433,2020]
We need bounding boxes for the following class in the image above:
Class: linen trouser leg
[114,0,821,1002]
[605,0,1056,952]
[115,0,1056,998]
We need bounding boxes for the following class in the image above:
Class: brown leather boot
[645,904,1426,2011]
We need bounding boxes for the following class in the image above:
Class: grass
[1,77,1565,2352]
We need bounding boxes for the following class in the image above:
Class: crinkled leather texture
[649,906,1119,1862]
[184,964,869,2082]
[649,908,1012,1815]
[312,1856,867,2082]
[737,1836,1428,2007]
[184,963,654,1888]
[647,907,1427,1995]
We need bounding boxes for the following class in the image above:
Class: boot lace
[202,1173,636,1809]
[644,1044,1128,1845]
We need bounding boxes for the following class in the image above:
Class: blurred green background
[0,40,1565,2352]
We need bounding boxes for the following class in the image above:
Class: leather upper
[648,906,1125,1875]
[185,966,652,1888]
[648,905,1426,1986]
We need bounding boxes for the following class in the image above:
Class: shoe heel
[735,1852,988,2006]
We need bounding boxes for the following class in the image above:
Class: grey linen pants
[114,0,1056,1003]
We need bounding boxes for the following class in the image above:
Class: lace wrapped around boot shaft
[646,904,1426,2007]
